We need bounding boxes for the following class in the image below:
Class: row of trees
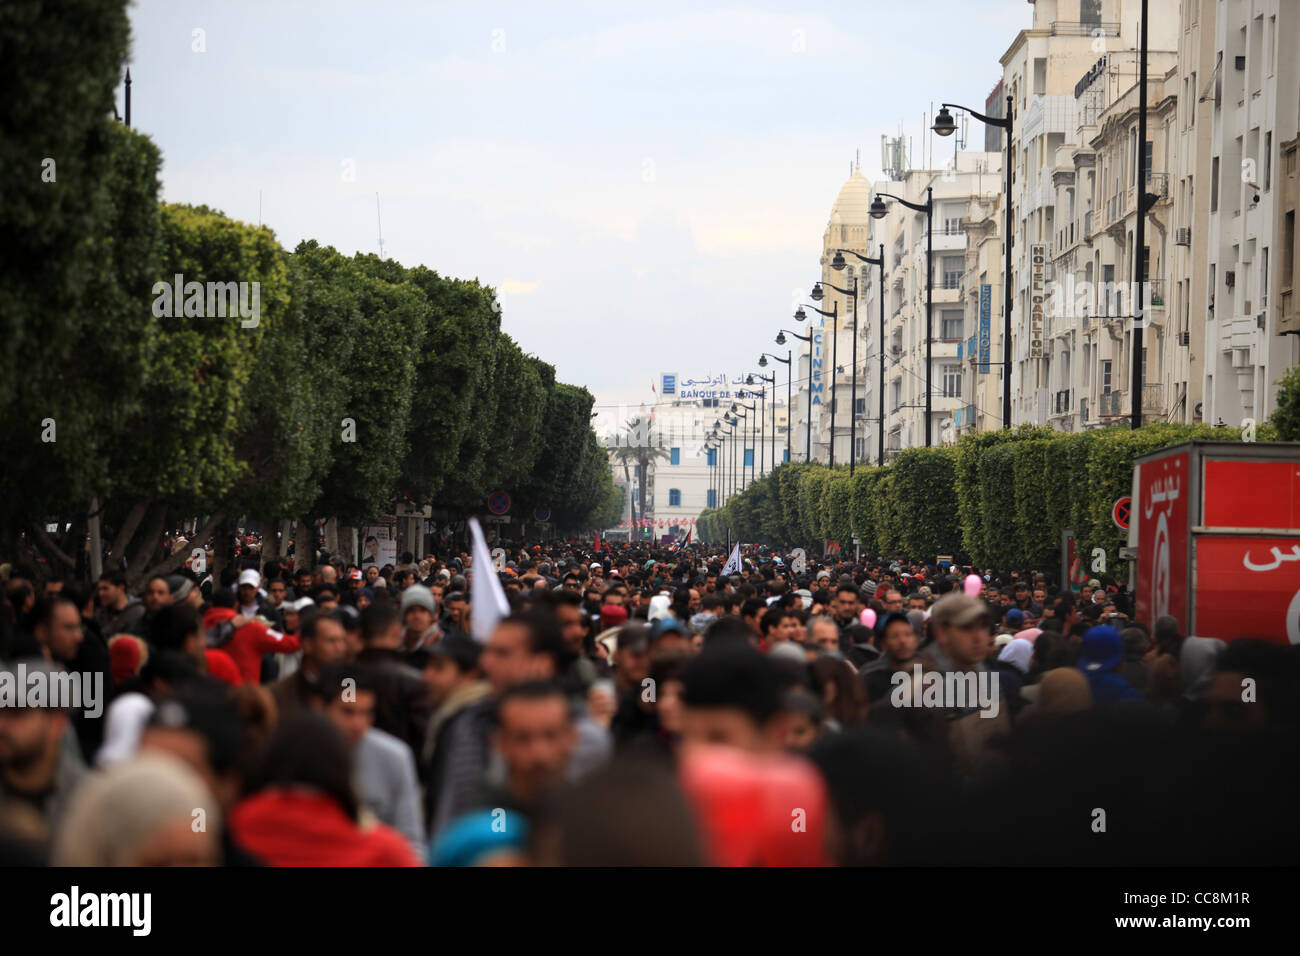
[0,0,620,586]
[697,418,1294,577]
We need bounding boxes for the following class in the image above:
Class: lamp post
[933,96,1013,429]
[808,284,841,465]
[730,400,755,489]
[818,268,864,473]
[759,351,791,465]
[747,371,776,476]
[871,186,933,446]
[795,303,836,463]
[833,245,886,468]
[779,325,813,462]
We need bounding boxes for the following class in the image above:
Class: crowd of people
[2,537,1298,866]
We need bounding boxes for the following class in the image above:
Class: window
[706,489,717,508]
[783,448,790,463]
[1102,360,1113,393]
[942,256,963,289]
[1261,247,1269,307]
[668,488,681,507]
[744,449,754,468]
[941,309,963,339]
[669,447,680,466]
[1081,0,1101,29]
[942,364,962,398]
[1211,156,1220,211]
[854,397,866,415]
[706,447,716,467]
[1265,131,1272,190]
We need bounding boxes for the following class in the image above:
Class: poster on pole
[360,518,398,568]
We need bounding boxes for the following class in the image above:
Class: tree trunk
[211,517,236,585]
[260,515,280,569]
[30,522,75,570]
[295,517,314,574]
[137,510,226,585]
[323,517,340,557]
[107,502,149,569]
[123,501,168,590]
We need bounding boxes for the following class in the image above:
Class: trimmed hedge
[695,423,1281,577]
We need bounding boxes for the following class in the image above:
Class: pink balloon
[964,574,983,598]
[859,608,877,629]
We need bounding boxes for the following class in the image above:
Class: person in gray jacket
[314,666,425,857]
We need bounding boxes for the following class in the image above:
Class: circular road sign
[1112,496,1132,531]
[533,506,551,522]
[488,491,512,515]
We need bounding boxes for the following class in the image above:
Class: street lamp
[747,371,776,476]
[933,98,1012,429]
[834,245,886,468]
[779,325,814,462]
[731,400,756,489]
[871,186,934,446]
[820,267,864,473]
[759,351,792,465]
[802,296,838,464]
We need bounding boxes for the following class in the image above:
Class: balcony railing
[1053,388,1073,414]
[1142,382,1163,414]
[1051,20,1118,37]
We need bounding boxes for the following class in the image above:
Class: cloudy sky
[125,0,1026,426]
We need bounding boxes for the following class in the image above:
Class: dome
[829,167,873,225]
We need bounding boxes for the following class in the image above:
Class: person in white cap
[236,568,269,621]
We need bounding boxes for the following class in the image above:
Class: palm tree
[615,416,670,534]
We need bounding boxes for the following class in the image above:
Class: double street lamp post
[758,351,791,465]
[746,372,776,476]
[776,327,812,462]
[870,186,933,446]
[806,287,841,465]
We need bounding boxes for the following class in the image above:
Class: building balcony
[926,231,968,252]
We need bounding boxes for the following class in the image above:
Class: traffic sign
[533,506,551,522]
[488,491,512,515]
[1112,496,1132,531]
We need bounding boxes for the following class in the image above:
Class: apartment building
[1000,0,1179,425]
[1195,0,1300,427]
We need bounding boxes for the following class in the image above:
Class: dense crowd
[2,536,1298,866]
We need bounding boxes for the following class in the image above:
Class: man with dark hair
[0,659,87,838]
[313,666,424,856]
[759,606,799,650]
[353,603,431,758]
[679,643,784,753]
[486,681,576,822]
[740,597,768,643]
[830,585,863,644]
[271,608,347,718]
[860,612,921,705]
[429,612,609,843]
[94,570,145,637]
[421,633,489,833]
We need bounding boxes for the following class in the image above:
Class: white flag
[721,544,742,577]
[469,518,510,644]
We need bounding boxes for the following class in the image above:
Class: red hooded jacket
[203,606,300,684]
[229,789,421,866]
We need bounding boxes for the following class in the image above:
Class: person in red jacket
[229,713,420,866]
[203,588,300,684]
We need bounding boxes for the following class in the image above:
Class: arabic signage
[1029,244,1046,359]
[978,283,992,372]
[662,372,753,401]
[1135,450,1189,631]
[1194,536,1300,644]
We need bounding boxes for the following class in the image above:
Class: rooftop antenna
[124,68,132,127]
[376,192,385,259]
[258,190,262,229]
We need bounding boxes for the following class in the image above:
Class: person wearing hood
[1076,625,1145,705]
[203,587,301,685]
[1179,636,1227,704]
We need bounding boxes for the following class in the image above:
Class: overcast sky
[126,0,1026,427]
